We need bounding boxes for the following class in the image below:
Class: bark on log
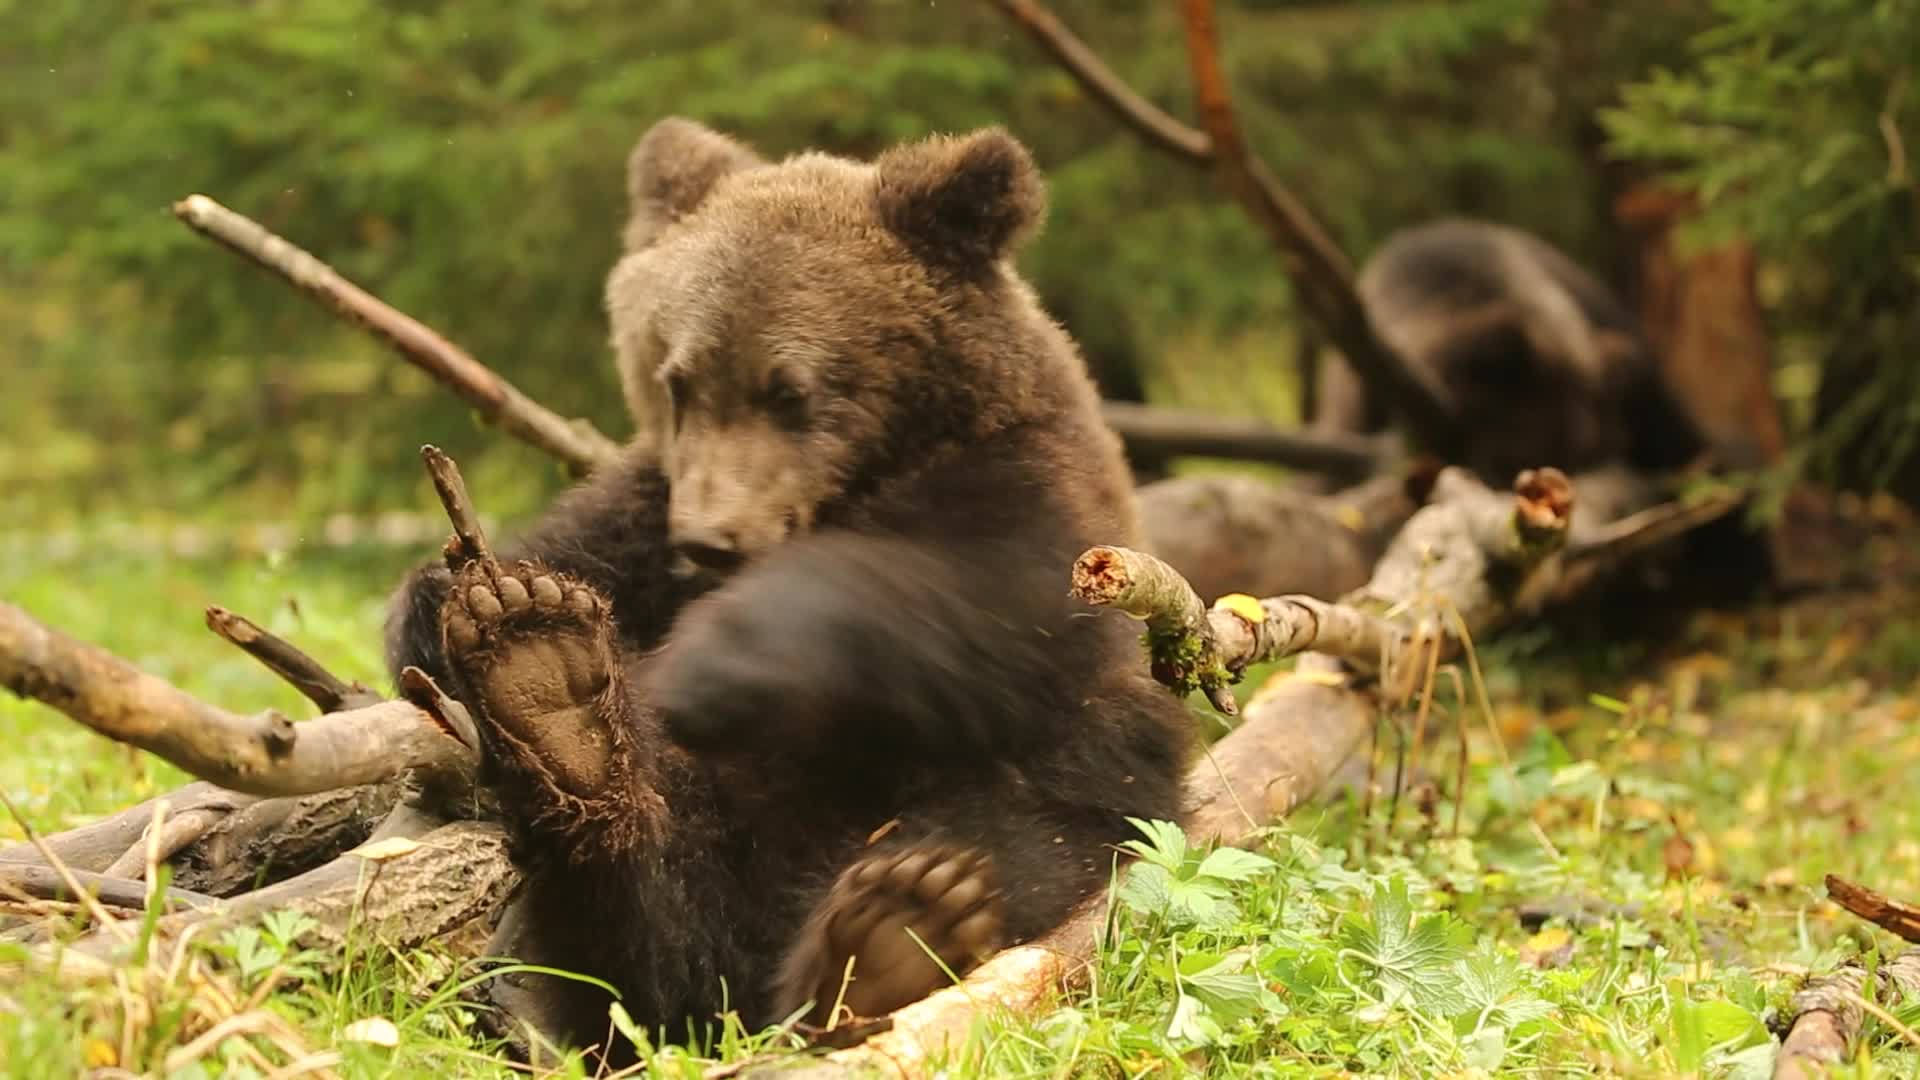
[1133,470,1422,605]
[1775,950,1920,1080]
[0,600,474,797]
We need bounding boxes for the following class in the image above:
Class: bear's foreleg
[651,530,1074,759]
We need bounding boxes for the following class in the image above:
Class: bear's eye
[760,368,811,431]
[664,370,692,428]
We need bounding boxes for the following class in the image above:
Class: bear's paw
[776,844,1007,1026]
[442,562,622,799]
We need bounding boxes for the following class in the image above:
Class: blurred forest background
[2,0,1914,536]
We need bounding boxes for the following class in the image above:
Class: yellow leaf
[1527,926,1571,952]
[84,1040,117,1068]
[348,837,424,863]
[341,1017,401,1047]
[1334,504,1365,531]
[1212,593,1266,624]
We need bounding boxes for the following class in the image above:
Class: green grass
[4,525,1920,1078]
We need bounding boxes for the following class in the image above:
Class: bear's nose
[671,539,747,577]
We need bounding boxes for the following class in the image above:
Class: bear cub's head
[604,118,1078,579]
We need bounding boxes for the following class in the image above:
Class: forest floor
[3,494,1919,1079]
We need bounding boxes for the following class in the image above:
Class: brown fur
[1313,219,1705,485]
[384,120,1193,1059]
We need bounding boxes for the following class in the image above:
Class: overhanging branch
[172,194,621,475]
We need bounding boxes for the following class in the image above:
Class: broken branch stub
[1071,545,1238,714]
[421,443,494,570]
[1825,874,1920,945]
[171,194,619,475]
[204,605,383,713]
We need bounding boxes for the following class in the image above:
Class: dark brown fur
[1313,219,1705,484]
[384,120,1195,1057]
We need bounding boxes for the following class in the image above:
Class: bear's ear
[623,117,764,252]
[873,127,1047,273]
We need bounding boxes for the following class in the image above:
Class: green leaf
[1338,878,1472,1016]
[1183,953,1275,1026]
[1453,944,1555,1027]
[1116,862,1172,917]
[1196,846,1277,884]
[1120,817,1190,872]
[1463,1024,1508,1071]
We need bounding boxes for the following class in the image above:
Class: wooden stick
[987,0,1211,161]
[1826,875,1920,944]
[420,444,494,570]
[204,606,382,713]
[0,600,472,797]
[171,194,620,475]
[1171,0,1460,457]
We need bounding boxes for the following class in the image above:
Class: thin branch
[421,444,494,570]
[1826,874,1920,945]
[1099,402,1388,476]
[986,0,1463,456]
[1171,0,1460,457]
[987,0,1211,161]
[171,194,620,475]
[0,863,217,913]
[0,600,473,796]
[204,606,382,713]
[1076,467,1578,712]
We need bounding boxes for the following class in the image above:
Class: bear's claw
[441,561,621,798]
[776,844,1007,1025]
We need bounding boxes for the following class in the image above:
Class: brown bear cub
[1314,219,1706,486]
[383,119,1197,1053]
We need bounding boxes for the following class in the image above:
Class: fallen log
[1775,950,1920,1080]
[1133,469,1419,604]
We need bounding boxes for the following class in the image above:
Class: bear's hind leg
[441,561,627,802]
[771,845,1007,1026]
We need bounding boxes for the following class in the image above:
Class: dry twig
[171,194,620,475]
[1825,874,1920,944]
[205,606,383,713]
